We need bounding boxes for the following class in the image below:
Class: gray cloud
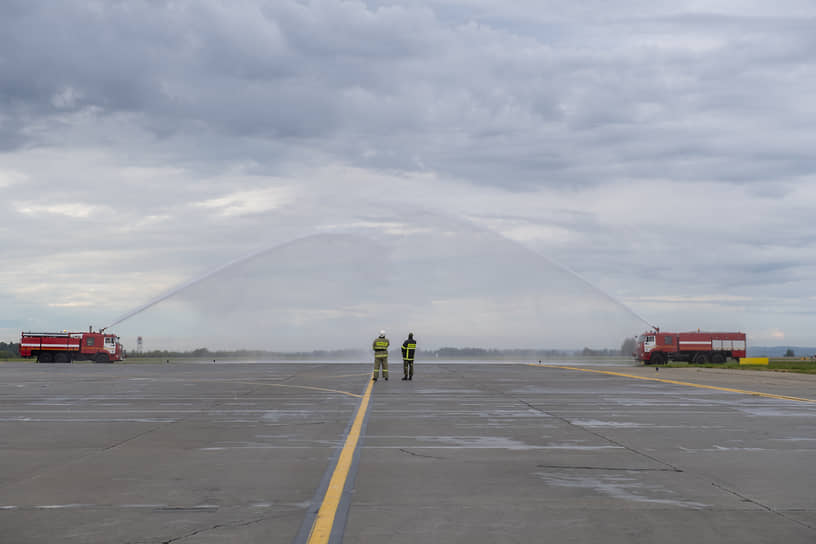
[3,1,813,188]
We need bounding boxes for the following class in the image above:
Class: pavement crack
[159,516,269,543]
[102,424,167,452]
[0,421,175,492]
[515,398,684,473]
[711,482,815,530]
[399,448,446,460]
[448,366,685,474]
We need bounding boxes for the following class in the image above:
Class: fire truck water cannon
[634,328,746,365]
[20,328,126,364]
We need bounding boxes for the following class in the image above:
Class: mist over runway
[0,361,814,543]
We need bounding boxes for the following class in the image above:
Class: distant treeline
[0,342,20,358]
[130,345,629,360]
[748,346,816,357]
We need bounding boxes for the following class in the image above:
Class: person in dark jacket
[401,332,416,380]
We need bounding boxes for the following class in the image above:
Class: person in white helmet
[372,330,390,381]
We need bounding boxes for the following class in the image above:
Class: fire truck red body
[20,331,125,363]
[635,329,746,365]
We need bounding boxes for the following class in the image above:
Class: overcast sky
[2,1,816,351]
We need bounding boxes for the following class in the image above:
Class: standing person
[372,330,390,381]
[401,332,416,380]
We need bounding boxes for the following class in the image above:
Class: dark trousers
[403,359,414,377]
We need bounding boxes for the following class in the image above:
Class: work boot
[372,377,377,382]
[408,376,412,380]
[401,376,408,380]
[385,376,388,380]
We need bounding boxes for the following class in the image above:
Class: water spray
[101,237,315,331]
[99,207,657,348]
[537,259,657,331]
[414,207,657,331]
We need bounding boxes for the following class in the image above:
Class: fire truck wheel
[95,353,110,364]
[54,353,69,363]
[711,353,725,364]
[649,353,664,365]
[693,353,710,364]
[38,353,54,363]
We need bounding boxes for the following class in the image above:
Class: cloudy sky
[2,1,815,351]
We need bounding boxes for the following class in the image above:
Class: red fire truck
[20,330,126,363]
[635,329,746,365]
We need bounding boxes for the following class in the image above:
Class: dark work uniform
[401,336,416,380]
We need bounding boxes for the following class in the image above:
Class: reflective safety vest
[373,337,389,356]
[402,342,416,361]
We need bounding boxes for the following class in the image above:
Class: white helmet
[379,330,386,337]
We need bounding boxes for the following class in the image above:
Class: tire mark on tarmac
[535,464,680,472]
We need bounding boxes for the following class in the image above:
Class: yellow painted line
[528,364,816,404]
[307,378,374,543]
[177,378,362,399]
[235,382,362,399]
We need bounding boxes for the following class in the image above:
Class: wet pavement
[0,361,814,543]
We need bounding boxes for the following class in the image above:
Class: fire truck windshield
[639,335,655,345]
